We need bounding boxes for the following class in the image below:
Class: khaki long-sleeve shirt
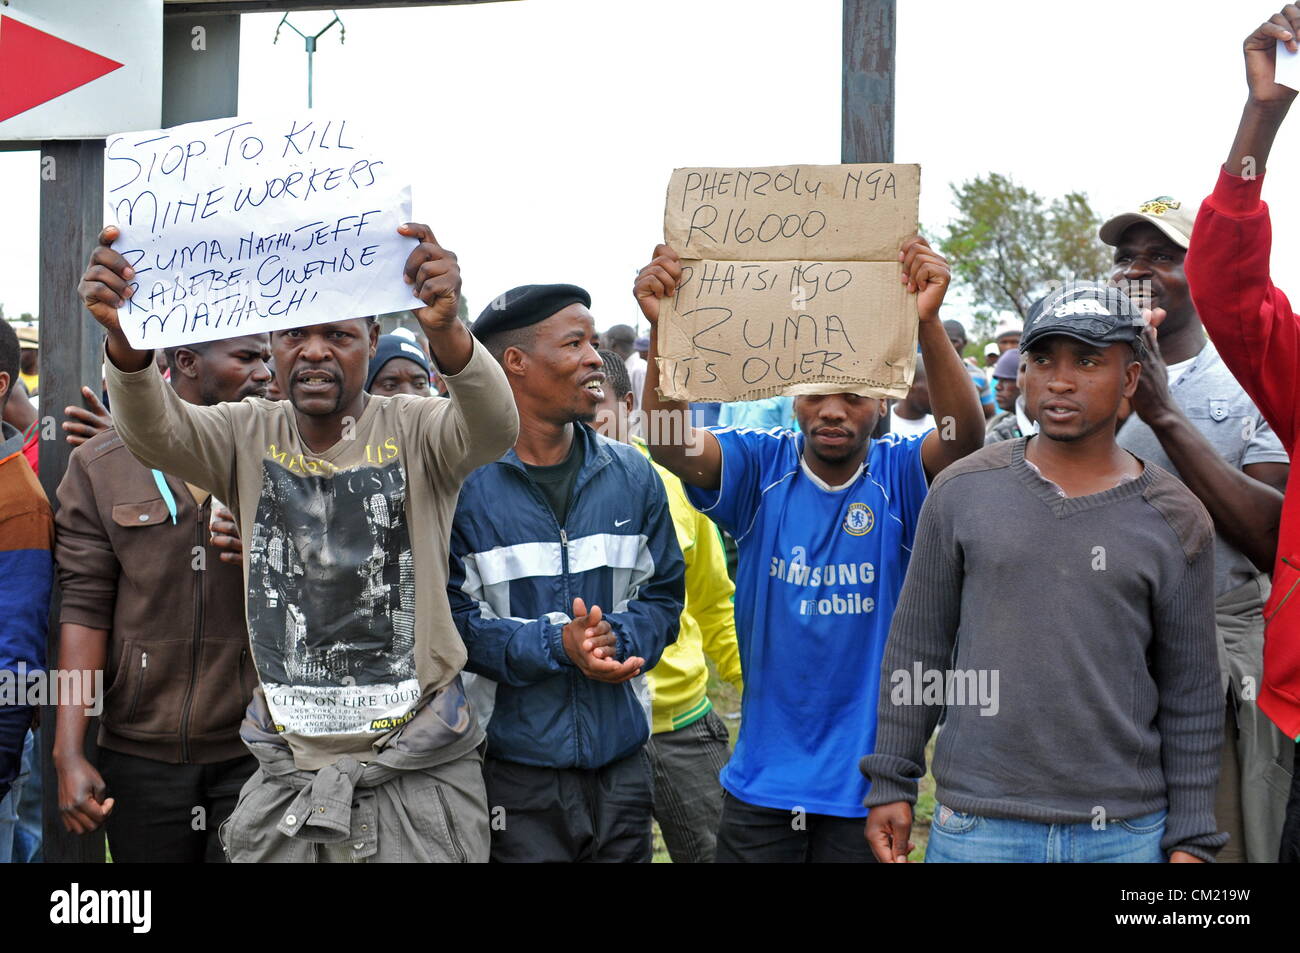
[105,337,518,769]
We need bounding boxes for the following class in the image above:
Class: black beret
[471,283,591,340]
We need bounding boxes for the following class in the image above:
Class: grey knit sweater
[861,438,1227,861]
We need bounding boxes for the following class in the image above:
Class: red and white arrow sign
[0,0,160,140]
[0,16,124,123]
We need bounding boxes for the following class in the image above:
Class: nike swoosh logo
[614,519,631,527]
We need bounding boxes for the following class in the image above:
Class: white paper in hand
[104,115,418,349]
[1275,38,1300,91]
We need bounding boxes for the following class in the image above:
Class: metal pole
[275,13,339,109]
[842,0,896,164]
[38,139,108,863]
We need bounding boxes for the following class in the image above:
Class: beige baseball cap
[1099,196,1196,249]
[14,325,38,349]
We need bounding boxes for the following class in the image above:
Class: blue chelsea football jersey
[684,426,929,817]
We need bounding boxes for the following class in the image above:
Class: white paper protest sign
[1276,38,1300,91]
[103,115,417,348]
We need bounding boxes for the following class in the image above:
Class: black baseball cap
[1020,282,1143,353]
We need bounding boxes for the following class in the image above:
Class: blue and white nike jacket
[448,423,685,769]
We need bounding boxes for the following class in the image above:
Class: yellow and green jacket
[635,438,743,733]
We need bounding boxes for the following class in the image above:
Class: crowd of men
[3,7,1300,864]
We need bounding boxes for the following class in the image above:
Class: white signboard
[0,0,161,140]
[104,114,419,349]
[1276,39,1300,91]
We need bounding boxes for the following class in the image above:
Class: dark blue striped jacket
[448,423,684,769]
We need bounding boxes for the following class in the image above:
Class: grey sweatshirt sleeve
[425,336,520,480]
[1151,543,1229,861]
[103,351,238,500]
[861,483,962,807]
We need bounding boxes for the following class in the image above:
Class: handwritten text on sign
[658,164,920,401]
[104,115,417,349]
[657,260,915,401]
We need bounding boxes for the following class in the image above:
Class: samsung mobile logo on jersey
[770,546,876,587]
[50,883,151,933]
[801,593,876,616]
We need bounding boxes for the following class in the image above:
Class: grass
[909,735,938,862]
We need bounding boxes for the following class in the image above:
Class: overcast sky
[3,0,1298,335]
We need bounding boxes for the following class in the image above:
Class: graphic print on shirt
[769,534,880,616]
[246,458,418,736]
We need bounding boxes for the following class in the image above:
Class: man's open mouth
[295,371,337,389]
[582,376,605,400]
[1125,283,1157,307]
[1041,402,1081,422]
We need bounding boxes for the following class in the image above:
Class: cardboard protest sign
[104,115,417,349]
[657,164,920,402]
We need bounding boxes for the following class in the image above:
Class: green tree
[938,173,1113,339]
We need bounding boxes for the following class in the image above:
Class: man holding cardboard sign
[77,221,518,863]
[635,229,984,862]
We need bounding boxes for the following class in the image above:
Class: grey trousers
[1214,574,1295,863]
[647,709,732,863]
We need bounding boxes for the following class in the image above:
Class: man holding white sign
[77,220,518,863]
[635,235,984,862]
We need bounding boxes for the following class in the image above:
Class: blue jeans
[0,730,35,864]
[13,729,41,862]
[925,803,1168,863]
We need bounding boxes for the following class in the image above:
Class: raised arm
[1186,6,1300,446]
[906,238,986,481]
[400,223,519,478]
[400,223,474,375]
[1226,7,1300,176]
[634,245,724,490]
[79,227,237,496]
[79,226,153,375]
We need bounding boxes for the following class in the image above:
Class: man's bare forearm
[1228,97,1292,176]
[642,324,715,487]
[425,320,474,376]
[920,319,985,463]
[52,624,108,765]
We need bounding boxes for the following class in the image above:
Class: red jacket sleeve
[1185,167,1300,452]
